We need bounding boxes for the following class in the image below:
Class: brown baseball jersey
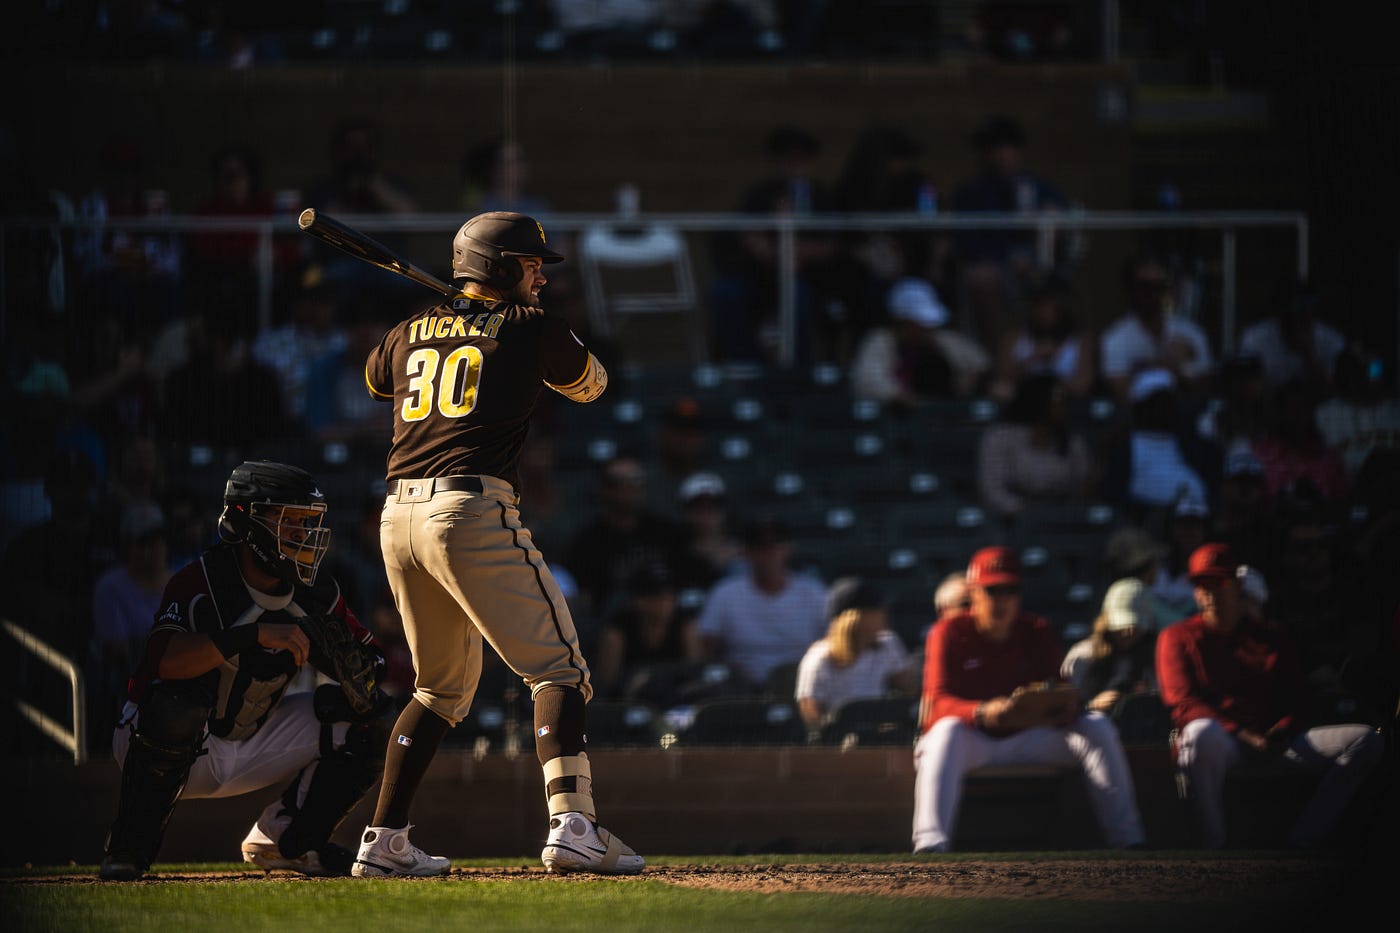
[365,296,599,491]
[365,294,608,722]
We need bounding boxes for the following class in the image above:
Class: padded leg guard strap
[596,825,634,872]
[543,753,594,821]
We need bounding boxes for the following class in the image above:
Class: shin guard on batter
[534,687,643,875]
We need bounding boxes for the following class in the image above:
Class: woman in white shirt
[794,577,918,730]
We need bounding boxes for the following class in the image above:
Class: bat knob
[298,208,317,230]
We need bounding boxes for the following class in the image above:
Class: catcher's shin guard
[277,714,391,860]
[105,683,210,872]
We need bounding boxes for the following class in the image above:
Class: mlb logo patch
[537,725,551,738]
[397,735,413,747]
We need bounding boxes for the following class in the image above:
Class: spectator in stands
[306,118,418,216]
[1100,367,1216,534]
[693,515,828,691]
[832,124,945,356]
[1237,279,1346,394]
[1151,495,1213,621]
[1193,353,1269,460]
[188,143,298,302]
[252,262,349,429]
[162,302,287,451]
[460,136,552,217]
[706,124,841,365]
[1060,578,1158,713]
[914,572,975,731]
[975,371,1094,521]
[673,471,744,599]
[89,500,171,744]
[303,320,393,447]
[1102,524,1188,631]
[1214,445,1273,571]
[849,277,989,406]
[1155,542,1385,849]
[1314,342,1400,484]
[562,454,687,626]
[1251,377,1350,506]
[989,273,1097,402]
[100,435,166,518]
[1099,255,1215,403]
[303,118,420,321]
[68,311,161,452]
[912,546,1146,853]
[950,114,1070,353]
[75,133,182,333]
[592,562,698,701]
[794,576,918,731]
[645,397,714,520]
[2,449,117,663]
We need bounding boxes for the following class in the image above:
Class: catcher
[912,546,1147,853]
[99,461,394,881]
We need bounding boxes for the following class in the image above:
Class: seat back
[577,223,705,364]
[672,697,809,746]
[819,696,919,746]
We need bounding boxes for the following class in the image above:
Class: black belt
[388,476,484,495]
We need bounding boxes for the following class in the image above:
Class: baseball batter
[912,546,1146,853]
[352,211,642,876]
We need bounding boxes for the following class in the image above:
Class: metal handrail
[1,208,1308,365]
[2,618,87,765]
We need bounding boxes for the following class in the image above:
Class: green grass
[0,854,1340,933]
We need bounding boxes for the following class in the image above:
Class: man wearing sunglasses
[912,546,1146,853]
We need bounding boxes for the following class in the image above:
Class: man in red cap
[1155,542,1384,848]
[912,546,1146,853]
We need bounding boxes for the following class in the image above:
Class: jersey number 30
[402,346,484,421]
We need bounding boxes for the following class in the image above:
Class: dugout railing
[2,618,87,765]
[0,209,1309,368]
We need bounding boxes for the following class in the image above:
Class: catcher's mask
[452,211,563,289]
[218,461,330,586]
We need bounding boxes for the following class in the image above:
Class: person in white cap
[1060,578,1159,713]
[850,278,989,406]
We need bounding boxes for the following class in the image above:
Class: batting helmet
[218,461,330,587]
[451,211,563,289]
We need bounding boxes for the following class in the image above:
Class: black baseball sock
[372,698,451,829]
[535,685,587,799]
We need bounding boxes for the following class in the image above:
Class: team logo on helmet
[536,221,547,244]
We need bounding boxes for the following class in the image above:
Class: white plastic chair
[577,220,706,363]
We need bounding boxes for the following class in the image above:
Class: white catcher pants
[912,712,1146,852]
[1173,717,1384,849]
[113,691,351,841]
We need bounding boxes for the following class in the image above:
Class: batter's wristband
[212,625,259,660]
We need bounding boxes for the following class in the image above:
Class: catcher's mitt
[1006,681,1081,730]
[298,612,384,719]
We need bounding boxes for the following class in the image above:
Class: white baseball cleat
[351,825,451,877]
[540,811,644,875]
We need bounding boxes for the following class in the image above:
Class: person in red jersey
[1156,542,1385,848]
[912,546,1145,853]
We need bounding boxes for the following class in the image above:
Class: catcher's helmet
[218,461,330,586]
[452,211,563,289]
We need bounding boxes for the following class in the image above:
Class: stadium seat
[584,701,663,749]
[819,696,919,747]
[668,698,810,746]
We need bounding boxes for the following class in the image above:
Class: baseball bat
[297,208,456,297]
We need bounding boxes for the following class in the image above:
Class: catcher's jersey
[365,295,590,490]
[128,543,371,741]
